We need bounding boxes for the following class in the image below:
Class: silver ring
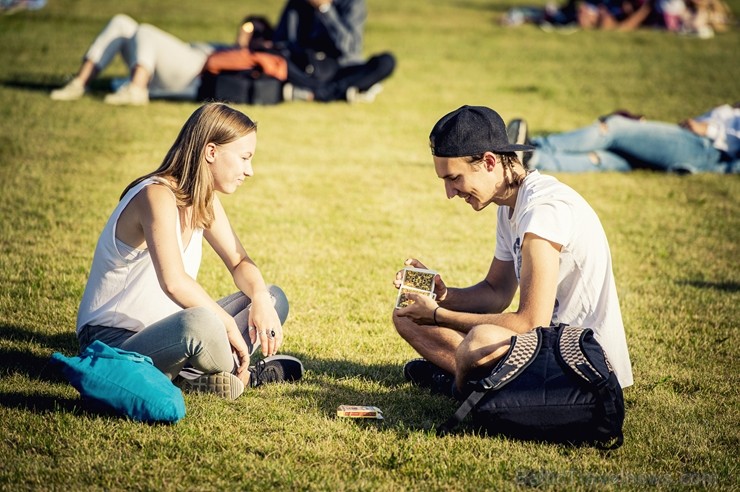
[269,330,276,339]
[259,330,267,335]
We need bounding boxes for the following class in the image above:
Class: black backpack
[197,69,283,105]
[438,324,625,449]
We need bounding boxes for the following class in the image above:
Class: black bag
[438,324,625,448]
[197,69,283,105]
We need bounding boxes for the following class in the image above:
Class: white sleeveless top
[76,178,203,333]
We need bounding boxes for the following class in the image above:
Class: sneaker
[506,118,531,168]
[104,82,149,106]
[282,83,314,102]
[346,83,383,103]
[403,358,454,396]
[175,371,245,400]
[248,355,304,388]
[50,78,86,101]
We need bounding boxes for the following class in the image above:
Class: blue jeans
[77,285,289,379]
[530,115,728,173]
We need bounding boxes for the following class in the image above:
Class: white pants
[84,14,212,98]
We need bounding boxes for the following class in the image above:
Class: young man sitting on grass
[392,105,633,397]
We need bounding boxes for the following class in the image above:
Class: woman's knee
[268,284,290,324]
[179,307,224,342]
[109,14,138,33]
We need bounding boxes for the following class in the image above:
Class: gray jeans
[77,286,289,380]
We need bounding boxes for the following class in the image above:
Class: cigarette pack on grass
[337,405,384,420]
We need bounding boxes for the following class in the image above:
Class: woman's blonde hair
[121,103,257,229]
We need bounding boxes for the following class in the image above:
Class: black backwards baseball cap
[429,105,536,157]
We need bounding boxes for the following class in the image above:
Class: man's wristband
[433,306,440,326]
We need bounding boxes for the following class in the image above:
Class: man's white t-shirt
[495,171,633,387]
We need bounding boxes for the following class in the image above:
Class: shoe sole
[179,371,244,400]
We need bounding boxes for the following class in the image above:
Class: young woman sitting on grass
[76,102,304,400]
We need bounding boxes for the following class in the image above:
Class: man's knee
[369,53,396,78]
[456,325,512,372]
[392,310,412,338]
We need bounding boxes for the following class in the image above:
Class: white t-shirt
[76,178,203,333]
[495,171,633,388]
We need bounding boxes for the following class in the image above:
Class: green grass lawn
[1,0,738,490]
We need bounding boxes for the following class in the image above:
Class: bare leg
[392,311,464,374]
[74,59,98,87]
[130,65,151,89]
[454,324,516,390]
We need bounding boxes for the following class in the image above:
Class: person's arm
[204,195,282,357]
[395,255,518,333]
[400,233,559,333]
[681,104,740,158]
[310,0,366,61]
[135,185,253,379]
[438,257,518,315]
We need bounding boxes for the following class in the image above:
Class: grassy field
[1,0,739,490]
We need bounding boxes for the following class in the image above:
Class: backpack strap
[558,325,607,383]
[437,329,542,436]
[557,325,624,449]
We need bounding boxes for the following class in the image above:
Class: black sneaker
[403,358,454,397]
[506,118,532,168]
[248,355,304,388]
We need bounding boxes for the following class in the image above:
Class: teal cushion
[51,340,186,423]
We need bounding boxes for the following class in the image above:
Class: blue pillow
[51,340,186,423]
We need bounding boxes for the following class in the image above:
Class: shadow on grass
[1,76,118,95]
[675,279,740,293]
[0,323,78,383]
[283,352,458,433]
[0,390,175,425]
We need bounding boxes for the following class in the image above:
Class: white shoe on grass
[104,82,149,106]
[346,83,383,103]
[50,78,86,101]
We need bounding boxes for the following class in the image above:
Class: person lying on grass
[76,103,303,400]
[393,105,633,398]
[513,102,740,173]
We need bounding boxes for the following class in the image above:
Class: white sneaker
[50,78,86,101]
[104,82,149,106]
[282,82,314,102]
[346,83,383,103]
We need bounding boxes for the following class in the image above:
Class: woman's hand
[248,292,283,357]
[234,347,252,385]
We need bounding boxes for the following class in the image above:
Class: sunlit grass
[1,0,738,489]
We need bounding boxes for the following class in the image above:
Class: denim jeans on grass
[530,115,727,173]
[77,285,289,380]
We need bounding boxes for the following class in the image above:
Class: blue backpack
[51,340,186,423]
[437,324,625,448]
